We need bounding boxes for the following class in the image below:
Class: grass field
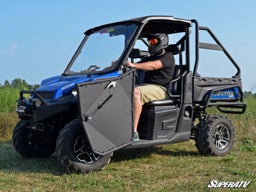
[0,138,255,191]
[0,88,255,191]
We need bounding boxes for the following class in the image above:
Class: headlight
[16,105,26,113]
[32,98,42,107]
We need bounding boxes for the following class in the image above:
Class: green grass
[0,87,19,113]
[0,138,255,192]
[0,112,17,141]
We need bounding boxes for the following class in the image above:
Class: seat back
[166,44,179,54]
[168,64,188,100]
[166,44,182,65]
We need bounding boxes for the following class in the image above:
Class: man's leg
[132,84,168,141]
[133,87,142,133]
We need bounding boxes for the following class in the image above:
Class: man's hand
[125,61,135,68]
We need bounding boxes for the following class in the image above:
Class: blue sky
[1,0,256,91]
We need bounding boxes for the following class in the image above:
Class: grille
[37,91,54,99]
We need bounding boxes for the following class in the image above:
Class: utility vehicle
[13,15,246,173]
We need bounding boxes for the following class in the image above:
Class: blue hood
[36,71,121,99]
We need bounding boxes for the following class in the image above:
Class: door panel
[77,71,134,155]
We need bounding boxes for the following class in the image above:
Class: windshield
[64,23,138,75]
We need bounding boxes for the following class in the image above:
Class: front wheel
[56,119,113,173]
[12,120,55,158]
[195,114,235,156]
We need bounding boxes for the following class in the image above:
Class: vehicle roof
[85,15,192,35]
[129,15,192,25]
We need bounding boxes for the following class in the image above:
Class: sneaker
[133,131,140,141]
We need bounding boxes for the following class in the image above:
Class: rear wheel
[56,119,113,173]
[195,114,235,156]
[12,120,55,158]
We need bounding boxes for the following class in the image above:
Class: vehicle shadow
[0,142,65,176]
[111,145,199,163]
[0,142,199,175]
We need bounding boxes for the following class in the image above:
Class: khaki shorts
[136,84,168,105]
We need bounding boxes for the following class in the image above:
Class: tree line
[0,78,40,90]
[243,91,256,99]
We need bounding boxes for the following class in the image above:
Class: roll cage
[64,15,245,114]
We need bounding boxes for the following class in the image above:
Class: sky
[1,0,256,92]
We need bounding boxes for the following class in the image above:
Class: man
[126,33,175,141]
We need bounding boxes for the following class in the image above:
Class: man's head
[147,33,168,55]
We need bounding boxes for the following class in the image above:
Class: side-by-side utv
[13,15,246,173]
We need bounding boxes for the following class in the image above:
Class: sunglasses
[148,38,159,46]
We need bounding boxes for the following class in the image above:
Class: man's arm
[125,60,164,71]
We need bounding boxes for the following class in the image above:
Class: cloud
[0,43,18,56]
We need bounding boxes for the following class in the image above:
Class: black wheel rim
[213,124,230,150]
[73,135,101,164]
